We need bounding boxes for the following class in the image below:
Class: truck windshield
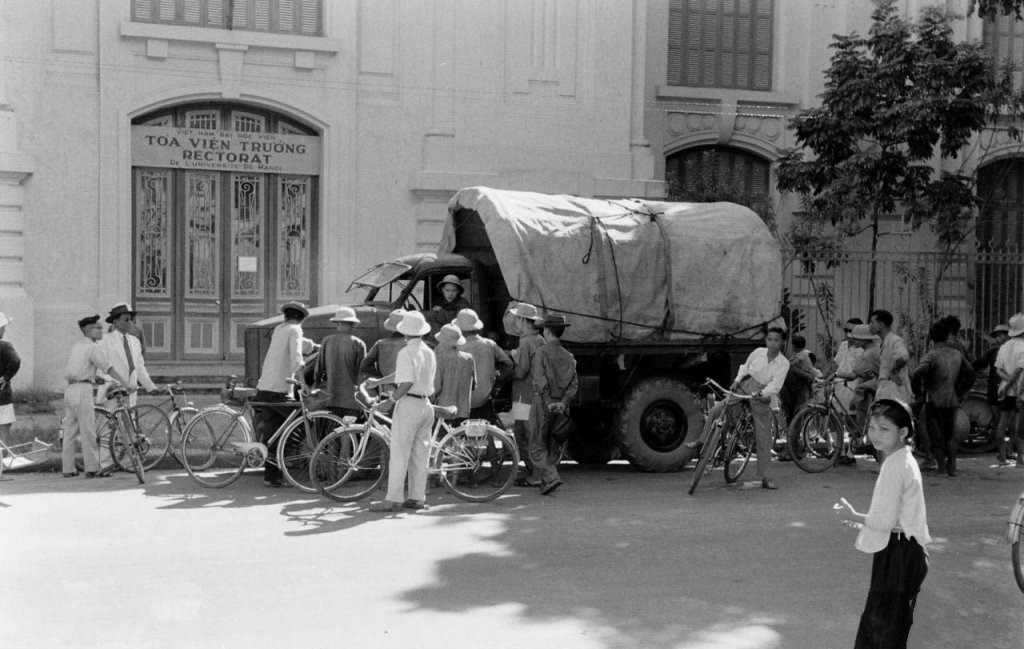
[347,261,412,291]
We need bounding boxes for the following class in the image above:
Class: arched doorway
[131,103,321,361]
[665,145,772,220]
[976,158,1024,331]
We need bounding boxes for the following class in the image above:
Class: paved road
[2,457,1022,649]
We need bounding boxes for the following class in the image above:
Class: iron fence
[780,248,1024,362]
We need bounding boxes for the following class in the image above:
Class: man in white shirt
[99,303,156,406]
[368,311,437,512]
[254,301,309,487]
[731,327,790,489]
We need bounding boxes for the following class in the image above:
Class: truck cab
[243,252,488,384]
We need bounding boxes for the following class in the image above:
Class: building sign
[131,126,320,174]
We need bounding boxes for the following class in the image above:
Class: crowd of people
[250,278,578,506]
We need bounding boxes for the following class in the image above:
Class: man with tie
[99,302,156,406]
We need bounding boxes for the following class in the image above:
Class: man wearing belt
[62,315,129,478]
[368,311,437,512]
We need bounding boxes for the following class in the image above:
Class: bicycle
[95,382,197,471]
[179,376,344,491]
[309,382,520,503]
[687,379,783,495]
[91,385,148,483]
[786,379,871,473]
[1008,489,1024,593]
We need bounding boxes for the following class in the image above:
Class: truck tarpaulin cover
[440,187,782,343]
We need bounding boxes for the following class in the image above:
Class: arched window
[665,145,771,219]
[131,102,320,361]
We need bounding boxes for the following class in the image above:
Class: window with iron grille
[983,12,1024,89]
[667,0,773,91]
[666,145,771,219]
[131,0,322,36]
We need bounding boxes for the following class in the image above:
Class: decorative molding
[506,0,578,96]
[120,20,343,54]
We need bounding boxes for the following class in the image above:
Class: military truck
[245,187,783,472]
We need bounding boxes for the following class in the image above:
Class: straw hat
[510,302,543,322]
[848,324,878,341]
[541,313,570,330]
[990,324,1010,337]
[383,309,407,332]
[0,312,10,329]
[452,309,485,333]
[105,302,137,323]
[436,274,464,294]
[396,311,431,337]
[436,323,466,347]
[280,301,309,318]
[1009,313,1024,338]
[330,306,361,323]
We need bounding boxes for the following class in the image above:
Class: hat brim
[850,334,877,341]
[105,310,136,323]
[438,333,466,346]
[397,321,432,337]
[1010,327,1024,338]
[331,316,361,323]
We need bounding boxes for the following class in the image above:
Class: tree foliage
[776,0,1024,249]
[971,0,1024,18]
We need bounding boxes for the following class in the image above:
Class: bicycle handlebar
[701,377,753,401]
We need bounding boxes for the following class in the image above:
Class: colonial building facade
[0,0,1020,388]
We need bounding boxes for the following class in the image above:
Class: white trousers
[62,383,98,473]
[385,396,433,503]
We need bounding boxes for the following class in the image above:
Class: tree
[971,0,1024,18]
[776,0,1024,311]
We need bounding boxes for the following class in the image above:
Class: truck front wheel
[613,377,702,472]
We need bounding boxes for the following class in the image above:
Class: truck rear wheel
[613,377,702,472]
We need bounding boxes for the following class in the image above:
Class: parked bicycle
[1008,490,1024,594]
[688,379,783,495]
[95,381,197,471]
[179,376,344,491]
[786,379,859,473]
[308,382,520,503]
[92,386,148,483]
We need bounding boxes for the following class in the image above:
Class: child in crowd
[433,323,476,426]
[837,399,930,649]
[313,306,366,420]
[453,309,513,425]
[431,275,472,330]
[528,314,578,495]
[508,302,546,486]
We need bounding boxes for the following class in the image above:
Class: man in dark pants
[254,301,309,487]
[911,320,975,477]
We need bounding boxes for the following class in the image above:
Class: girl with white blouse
[837,399,931,649]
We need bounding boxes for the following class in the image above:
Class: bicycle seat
[107,386,131,399]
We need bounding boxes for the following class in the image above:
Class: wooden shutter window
[667,0,773,91]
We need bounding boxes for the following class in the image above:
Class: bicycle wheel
[113,415,145,484]
[93,407,117,470]
[110,404,171,471]
[788,406,843,473]
[434,424,519,503]
[1014,528,1024,594]
[722,415,755,484]
[166,406,199,466]
[277,411,346,493]
[310,426,390,502]
[688,413,726,495]
[181,407,252,488]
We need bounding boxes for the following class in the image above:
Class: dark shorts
[999,397,1018,412]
